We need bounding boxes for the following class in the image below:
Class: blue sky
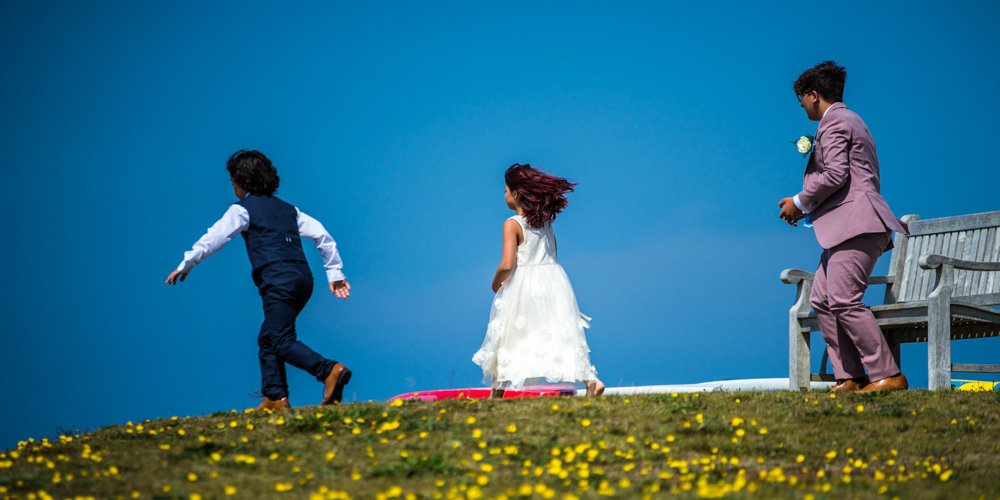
[2,1,998,448]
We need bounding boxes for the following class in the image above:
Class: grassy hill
[2,391,998,499]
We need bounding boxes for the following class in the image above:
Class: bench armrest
[780,269,814,284]
[919,255,1000,272]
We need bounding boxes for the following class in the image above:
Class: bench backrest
[886,211,1000,306]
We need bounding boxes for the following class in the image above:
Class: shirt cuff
[793,195,808,213]
[326,268,346,283]
[177,261,193,273]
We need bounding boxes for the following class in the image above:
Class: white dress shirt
[176,204,346,282]
[793,104,836,213]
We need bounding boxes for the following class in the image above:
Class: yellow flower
[466,416,477,425]
[224,485,237,496]
[506,424,517,433]
[476,474,489,485]
[472,429,482,439]
[581,419,591,427]
[187,472,198,482]
[390,399,404,407]
[796,454,805,463]
[856,404,864,413]
[467,485,484,499]
[326,451,336,461]
[275,482,294,492]
[351,470,362,480]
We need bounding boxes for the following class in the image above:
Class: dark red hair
[505,163,576,228]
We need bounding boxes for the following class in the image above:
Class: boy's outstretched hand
[330,279,351,299]
[165,269,189,285]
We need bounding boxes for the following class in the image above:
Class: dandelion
[224,485,237,495]
[466,416,477,425]
[581,419,591,428]
[506,424,518,433]
[856,404,864,413]
[275,482,294,492]
[187,472,198,482]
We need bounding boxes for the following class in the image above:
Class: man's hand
[778,197,805,227]
[165,269,189,285]
[330,279,351,299]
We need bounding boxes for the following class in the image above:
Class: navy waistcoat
[237,194,307,271]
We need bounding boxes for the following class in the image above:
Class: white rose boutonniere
[794,135,815,157]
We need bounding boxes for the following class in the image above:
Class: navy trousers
[253,262,335,400]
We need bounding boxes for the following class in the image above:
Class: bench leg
[788,280,813,391]
[789,324,810,391]
[927,296,952,391]
[888,338,901,371]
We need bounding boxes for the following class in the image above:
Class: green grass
[3,391,999,499]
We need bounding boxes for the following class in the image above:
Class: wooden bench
[781,210,1000,390]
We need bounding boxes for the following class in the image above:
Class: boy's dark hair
[793,61,847,103]
[227,150,280,196]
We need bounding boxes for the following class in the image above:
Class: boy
[778,61,909,392]
[166,150,352,409]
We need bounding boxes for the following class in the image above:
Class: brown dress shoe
[322,363,352,405]
[830,377,869,393]
[860,373,908,392]
[254,397,291,411]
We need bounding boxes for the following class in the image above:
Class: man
[779,61,909,392]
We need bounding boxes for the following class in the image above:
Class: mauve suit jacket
[797,102,908,250]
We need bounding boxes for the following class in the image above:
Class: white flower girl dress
[472,215,597,389]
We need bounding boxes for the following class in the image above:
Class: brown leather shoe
[860,373,908,392]
[254,397,291,411]
[830,377,869,392]
[322,363,352,405]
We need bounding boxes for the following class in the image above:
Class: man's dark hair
[793,61,847,103]
[226,150,280,196]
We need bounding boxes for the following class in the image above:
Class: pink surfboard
[389,384,577,402]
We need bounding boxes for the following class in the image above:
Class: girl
[472,164,604,398]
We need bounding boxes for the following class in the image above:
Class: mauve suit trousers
[809,231,899,381]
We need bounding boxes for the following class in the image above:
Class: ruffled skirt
[472,263,597,389]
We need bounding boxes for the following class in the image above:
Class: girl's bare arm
[491,219,522,292]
